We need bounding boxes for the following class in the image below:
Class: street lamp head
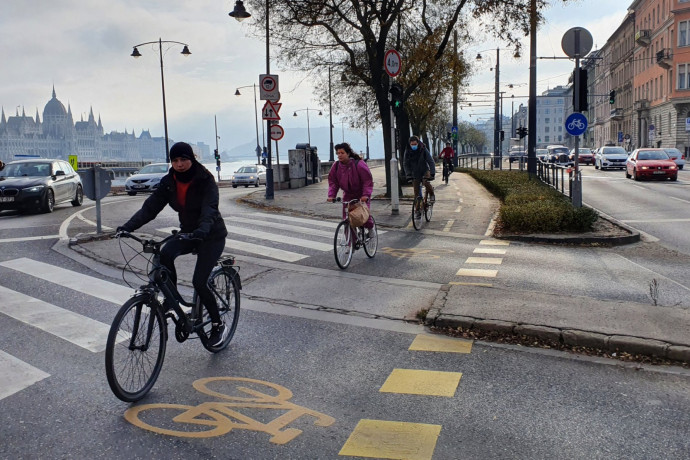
[475,53,482,61]
[229,0,251,21]
[234,89,241,96]
[340,73,348,83]
[293,112,298,117]
[131,47,142,58]
[318,111,323,116]
[513,50,521,59]
[181,45,191,56]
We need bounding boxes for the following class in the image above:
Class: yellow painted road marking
[450,281,493,287]
[479,239,510,246]
[380,369,462,397]
[474,247,507,255]
[409,334,473,354]
[455,206,463,212]
[465,257,503,265]
[339,419,441,460]
[456,268,498,277]
[442,219,455,232]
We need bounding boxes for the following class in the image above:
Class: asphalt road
[1,185,689,458]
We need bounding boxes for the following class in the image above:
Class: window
[545,136,550,142]
[545,118,550,123]
[679,64,689,89]
[545,127,550,133]
[680,21,689,47]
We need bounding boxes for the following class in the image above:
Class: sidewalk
[235,164,690,364]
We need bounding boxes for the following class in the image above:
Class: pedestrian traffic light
[389,82,404,115]
[214,149,220,160]
[609,90,616,105]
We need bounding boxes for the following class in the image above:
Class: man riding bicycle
[440,141,455,179]
[117,142,229,347]
[404,135,435,218]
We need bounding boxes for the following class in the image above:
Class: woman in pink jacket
[327,142,375,234]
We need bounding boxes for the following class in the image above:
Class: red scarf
[174,177,192,208]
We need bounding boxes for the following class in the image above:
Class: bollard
[391,158,399,215]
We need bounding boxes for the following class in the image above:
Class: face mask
[411,145,418,151]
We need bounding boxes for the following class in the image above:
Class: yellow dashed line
[339,419,441,460]
[443,220,455,232]
[449,281,493,287]
[479,239,510,246]
[474,247,507,255]
[409,334,473,353]
[380,369,462,397]
[465,257,502,265]
[456,268,498,277]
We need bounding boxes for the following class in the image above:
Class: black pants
[160,236,226,324]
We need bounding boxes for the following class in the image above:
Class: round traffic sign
[565,113,588,136]
[261,76,276,92]
[270,124,284,141]
[561,27,593,59]
[384,49,402,77]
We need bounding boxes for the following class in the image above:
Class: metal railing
[457,153,580,200]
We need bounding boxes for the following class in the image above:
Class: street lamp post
[235,84,263,164]
[131,38,191,164]
[293,108,323,145]
[328,67,334,162]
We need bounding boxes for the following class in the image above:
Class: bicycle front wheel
[334,221,354,269]
[425,199,433,222]
[105,295,167,402]
[197,267,241,353]
[363,217,378,258]
[412,196,423,230]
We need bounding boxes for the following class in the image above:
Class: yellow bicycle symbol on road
[124,377,335,444]
[380,247,455,259]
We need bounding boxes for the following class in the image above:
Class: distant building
[0,87,172,163]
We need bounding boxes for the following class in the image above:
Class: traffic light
[518,127,528,139]
[609,90,616,105]
[500,130,505,142]
[447,132,452,142]
[389,82,404,115]
[214,149,220,161]
[572,68,588,112]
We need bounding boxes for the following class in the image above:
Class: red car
[625,148,678,181]
[569,148,594,165]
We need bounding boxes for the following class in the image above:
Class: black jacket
[404,143,436,180]
[122,163,228,240]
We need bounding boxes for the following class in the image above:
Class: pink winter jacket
[327,159,373,202]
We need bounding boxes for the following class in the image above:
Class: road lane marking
[380,369,462,397]
[228,216,334,238]
[669,196,690,204]
[0,235,60,243]
[474,247,507,255]
[479,239,509,246]
[465,257,502,265]
[226,226,332,251]
[449,281,493,287]
[456,268,498,277]
[245,212,340,229]
[622,218,690,223]
[339,419,441,460]
[0,285,112,352]
[442,220,455,232]
[0,258,132,304]
[409,334,472,353]
[0,351,51,401]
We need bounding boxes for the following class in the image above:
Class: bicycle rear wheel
[363,217,378,258]
[334,221,354,269]
[425,199,433,222]
[105,295,167,402]
[412,196,423,230]
[197,267,241,353]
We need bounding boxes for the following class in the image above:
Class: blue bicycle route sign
[565,113,588,136]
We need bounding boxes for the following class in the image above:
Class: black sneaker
[209,323,229,347]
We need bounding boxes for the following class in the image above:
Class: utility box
[288,143,321,188]
[78,166,113,200]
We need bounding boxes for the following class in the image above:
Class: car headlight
[670,165,678,169]
[150,177,160,183]
[640,166,650,170]
[26,185,45,192]
[249,175,255,179]
[231,175,236,180]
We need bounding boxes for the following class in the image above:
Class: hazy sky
[2,0,630,152]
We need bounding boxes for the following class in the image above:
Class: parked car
[0,159,83,213]
[625,148,678,181]
[569,147,594,165]
[508,150,526,163]
[594,146,628,170]
[546,145,573,166]
[231,164,266,188]
[536,148,549,162]
[125,163,169,196]
[662,148,686,170]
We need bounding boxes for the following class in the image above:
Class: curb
[425,310,690,364]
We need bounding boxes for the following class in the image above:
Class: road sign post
[385,49,402,214]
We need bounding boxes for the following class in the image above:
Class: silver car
[231,165,266,188]
[125,163,169,196]
[595,146,628,170]
[663,148,686,170]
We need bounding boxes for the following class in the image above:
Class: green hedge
[461,169,598,233]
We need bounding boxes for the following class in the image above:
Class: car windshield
[602,147,626,155]
[637,151,670,160]
[237,166,257,173]
[550,148,569,155]
[664,149,681,156]
[0,162,52,177]
[579,149,591,153]
[138,164,169,174]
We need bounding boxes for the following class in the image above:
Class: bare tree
[241,0,556,195]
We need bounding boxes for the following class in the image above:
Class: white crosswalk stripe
[0,258,132,400]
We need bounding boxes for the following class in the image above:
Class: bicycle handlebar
[114,230,197,247]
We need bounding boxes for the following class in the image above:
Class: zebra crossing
[0,258,132,401]
[161,211,383,264]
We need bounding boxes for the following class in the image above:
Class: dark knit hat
[169,142,195,161]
